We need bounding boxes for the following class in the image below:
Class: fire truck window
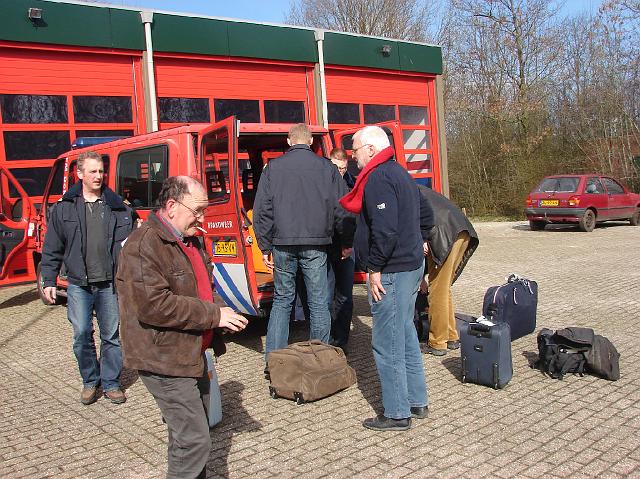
[117,146,168,208]
[364,104,395,124]
[405,154,432,173]
[327,103,360,124]
[214,99,260,123]
[3,131,71,161]
[49,161,65,197]
[68,162,78,190]
[75,129,134,138]
[399,106,428,126]
[414,177,432,188]
[403,130,430,150]
[202,133,231,204]
[0,94,68,124]
[73,96,132,123]
[7,167,52,197]
[340,134,354,151]
[264,100,305,123]
[159,98,210,123]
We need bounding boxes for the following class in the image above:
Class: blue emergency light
[71,136,129,149]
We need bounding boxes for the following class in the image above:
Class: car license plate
[540,200,559,207]
[214,241,236,256]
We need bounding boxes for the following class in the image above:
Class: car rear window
[536,177,580,193]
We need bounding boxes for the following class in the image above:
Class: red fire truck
[0,118,410,316]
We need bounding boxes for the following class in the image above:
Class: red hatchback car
[525,174,640,231]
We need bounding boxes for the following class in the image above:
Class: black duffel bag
[534,327,620,381]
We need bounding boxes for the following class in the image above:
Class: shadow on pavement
[227,315,268,354]
[348,316,382,415]
[0,307,50,348]
[522,350,539,368]
[208,380,263,478]
[228,315,313,356]
[441,356,462,381]
[0,288,39,309]
[513,222,630,233]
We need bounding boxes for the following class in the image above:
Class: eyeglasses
[352,144,371,154]
[175,199,206,218]
[337,167,348,173]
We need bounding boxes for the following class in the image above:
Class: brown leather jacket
[116,212,225,377]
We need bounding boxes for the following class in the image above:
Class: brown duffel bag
[267,340,357,404]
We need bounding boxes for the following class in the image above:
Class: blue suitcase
[461,322,513,389]
[483,274,538,341]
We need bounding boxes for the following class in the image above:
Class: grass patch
[468,214,524,222]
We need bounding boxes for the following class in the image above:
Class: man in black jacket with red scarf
[341,126,429,431]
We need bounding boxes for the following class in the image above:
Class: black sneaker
[410,406,429,419]
[363,415,411,431]
[447,340,460,350]
[423,345,447,356]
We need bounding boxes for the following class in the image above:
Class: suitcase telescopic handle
[469,323,491,334]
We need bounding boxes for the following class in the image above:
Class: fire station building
[0,0,446,204]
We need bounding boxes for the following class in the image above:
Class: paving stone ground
[1,221,639,478]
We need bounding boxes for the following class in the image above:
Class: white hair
[355,126,390,152]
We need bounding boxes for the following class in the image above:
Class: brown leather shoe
[104,389,127,404]
[80,387,98,405]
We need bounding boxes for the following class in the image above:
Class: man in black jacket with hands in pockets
[253,124,353,367]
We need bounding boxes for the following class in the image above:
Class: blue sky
[97,0,604,24]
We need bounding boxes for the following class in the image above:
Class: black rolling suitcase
[483,274,538,341]
[413,291,429,342]
[461,321,513,389]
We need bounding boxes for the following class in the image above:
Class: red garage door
[325,67,440,191]
[0,44,145,204]
[154,55,317,129]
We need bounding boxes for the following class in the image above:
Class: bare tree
[601,0,640,17]
[285,0,442,41]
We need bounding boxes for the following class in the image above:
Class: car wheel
[578,209,596,232]
[36,263,64,306]
[529,220,546,231]
[630,209,640,226]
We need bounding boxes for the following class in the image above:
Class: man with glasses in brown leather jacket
[117,176,247,479]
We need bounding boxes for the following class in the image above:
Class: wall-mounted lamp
[380,44,392,57]
[28,7,43,21]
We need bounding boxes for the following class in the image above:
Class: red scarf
[339,146,395,214]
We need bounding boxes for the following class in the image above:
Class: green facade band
[0,0,442,74]
[0,0,144,50]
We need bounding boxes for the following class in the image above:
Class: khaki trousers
[427,232,470,350]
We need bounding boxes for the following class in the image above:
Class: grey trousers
[140,369,211,479]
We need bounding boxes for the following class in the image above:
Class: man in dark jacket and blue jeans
[254,124,352,362]
[41,151,135,405]
[341,126,429,431]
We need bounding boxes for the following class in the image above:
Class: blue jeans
[368,265,427,419]
[67,282,122,391]
[328,255,355,350]
[266,246,331,356]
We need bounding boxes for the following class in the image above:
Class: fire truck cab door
[0,168,33,280]
[333,121,406,169]
[200,117,259,316]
